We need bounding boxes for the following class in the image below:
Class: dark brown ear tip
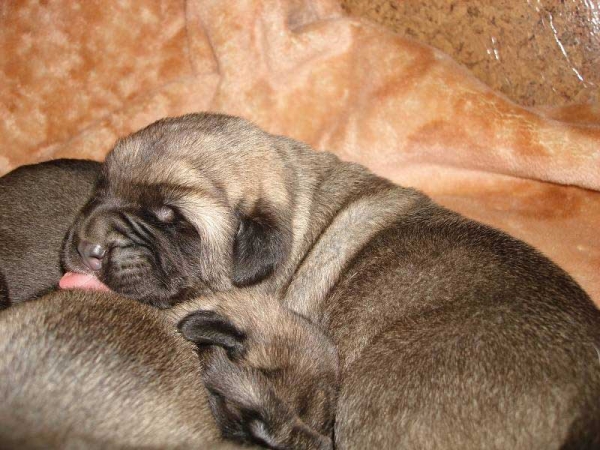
[177,309,247,358]
[232,211,290,287]
[176,310,218,337]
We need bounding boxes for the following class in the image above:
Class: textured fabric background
[342,0,600,107]
[1,0,599,304]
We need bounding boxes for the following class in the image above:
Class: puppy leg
[178,310,334,450]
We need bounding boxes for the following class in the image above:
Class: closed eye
[153,205,176,223]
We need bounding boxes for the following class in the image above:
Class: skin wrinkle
[283,188,419,319]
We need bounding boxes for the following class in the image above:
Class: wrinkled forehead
[105,155,202,188]
[99,161,222,206]
[103,127,226,191]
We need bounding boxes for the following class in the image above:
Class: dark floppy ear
[232,201,291,287]
[178,310,246,359]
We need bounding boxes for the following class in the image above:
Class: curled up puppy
[0,286,336,450]
[174,290,339,450]
[0,157,334,449]
[60,113,600,448]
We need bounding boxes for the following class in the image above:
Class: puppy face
[63,178,222,308]
[62,114,293,308]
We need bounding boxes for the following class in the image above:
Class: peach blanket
[1,0,599,304]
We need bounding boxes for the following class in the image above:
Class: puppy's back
[0,290,225,449]
[329,204,600,449]
[0,160,101,303]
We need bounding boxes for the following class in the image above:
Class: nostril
[88,243,106,259]
[77,240,106,271]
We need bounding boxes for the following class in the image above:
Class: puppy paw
[177,309,246,359]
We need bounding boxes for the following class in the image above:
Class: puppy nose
[77,240,106,271]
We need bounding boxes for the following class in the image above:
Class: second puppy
[0,159,100,305]
[175,290,339,450]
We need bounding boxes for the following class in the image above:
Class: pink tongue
[59,272,111,292]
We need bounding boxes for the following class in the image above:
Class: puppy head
[62,114,293,308]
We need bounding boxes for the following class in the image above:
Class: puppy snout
[77,240,106,271]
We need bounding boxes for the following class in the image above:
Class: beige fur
[0,290,236,449]
[283,187,420,318]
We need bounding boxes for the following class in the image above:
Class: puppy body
[0,290,251,450]
[63,113,600,449]
[0,287,332,449]
[0,159,101,304]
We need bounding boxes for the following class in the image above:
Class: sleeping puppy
[175,290,338,450]
[62,113,600,449]
[0,158,333,449]
[0,159,101,305]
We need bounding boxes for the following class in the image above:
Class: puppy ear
[178,310,246,359]
[232,201,291,286]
